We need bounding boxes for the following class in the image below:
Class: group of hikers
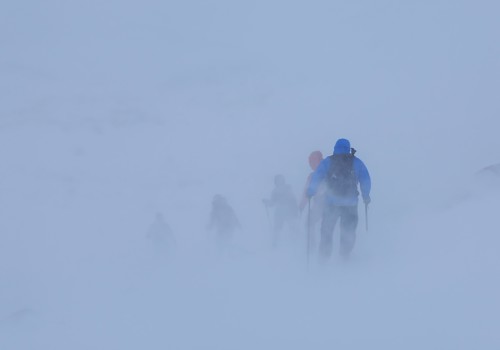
[148,138,371,262]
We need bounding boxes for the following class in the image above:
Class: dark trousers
[319,204,358,259]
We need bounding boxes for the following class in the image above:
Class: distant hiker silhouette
[263,174,299,247]
[146,212,176,256]
[207,195,240,251]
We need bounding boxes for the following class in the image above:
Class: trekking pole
[365,202,369,231]
[307,198,311,268]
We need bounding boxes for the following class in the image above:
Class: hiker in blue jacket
[307,138,371,260]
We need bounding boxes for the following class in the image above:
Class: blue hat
[333,138,351,155]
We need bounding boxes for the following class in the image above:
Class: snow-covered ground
[1,1,499,349]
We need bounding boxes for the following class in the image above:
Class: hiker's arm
[354,158,371,200]
[265,189,279,206]
[307,158,329,197]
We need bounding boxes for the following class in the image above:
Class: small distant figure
[146,212,176,256]
[207,195,241,249]
[300,151,326,252]
[263,174,299,247]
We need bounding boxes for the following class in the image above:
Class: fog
[1,1,499,349]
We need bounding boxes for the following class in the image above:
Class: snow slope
[1,1,499,349]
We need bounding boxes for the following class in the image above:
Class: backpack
[326,148,359,197]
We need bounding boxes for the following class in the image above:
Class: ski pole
[307,198,311,267]
[365,202,369,231]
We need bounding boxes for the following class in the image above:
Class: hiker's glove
[363,196,371,205]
